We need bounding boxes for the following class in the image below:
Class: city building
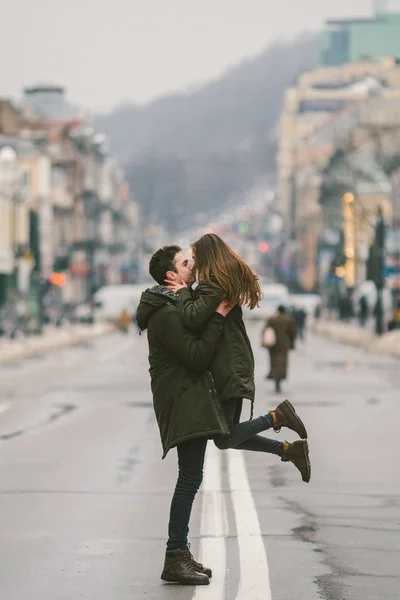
[0,85,140,325]
[278,57,400,235]
[277,54,400,292]
[321,6,400,66]
[0,135,49,330]
[0,145,18,308]
[22,82,82,127]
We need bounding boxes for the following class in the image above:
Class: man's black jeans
[167,436,208,551]
[167,398,284,551]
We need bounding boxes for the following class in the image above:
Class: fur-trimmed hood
[136,285,179,331]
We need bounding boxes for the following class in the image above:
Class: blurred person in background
[263,305,297,394]
[358,295,368,327]
[118,308,132,333]
[293,306,307,342]
[314,302,321,320]
[339,294,354,322]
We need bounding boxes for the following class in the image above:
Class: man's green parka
[136,286,229,457]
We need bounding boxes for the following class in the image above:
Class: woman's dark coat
[177,285,255,404]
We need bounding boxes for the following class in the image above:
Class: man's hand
[165,277,187,292]
[216,301,232,317]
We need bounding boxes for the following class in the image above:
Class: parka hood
[136,285,178,331]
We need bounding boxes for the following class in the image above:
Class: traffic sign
[383,266,400,277]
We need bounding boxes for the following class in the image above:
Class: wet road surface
[0,325,399,599]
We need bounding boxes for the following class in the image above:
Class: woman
[263,304,297,393]
[167,233,310,482]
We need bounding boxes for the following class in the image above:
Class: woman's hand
[216,301,232,317]
[165,277,187,292]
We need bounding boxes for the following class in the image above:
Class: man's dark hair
[278,305,286,314]
[149,245,181,285]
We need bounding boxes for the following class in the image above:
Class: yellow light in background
[334,267,346,278]
[343,204,353,220]
[345,260,356,288]
[342,192,356,288]
[343,192,355,204]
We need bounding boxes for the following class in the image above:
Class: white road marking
[0,402,11,414]
[193,443,227,598]
[228,449,273,600]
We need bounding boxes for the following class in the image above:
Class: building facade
[0,86,140,325]
[321,10,400,67]
[277,55,400,292]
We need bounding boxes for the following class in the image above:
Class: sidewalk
[0,322,115,366]
[310,319,400,358]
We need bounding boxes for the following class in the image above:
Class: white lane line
[193,443,227,599]
[228,450,273,600]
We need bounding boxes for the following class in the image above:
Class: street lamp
[374,206,385,335]
[342,192,356,290]
[343,192,355,205]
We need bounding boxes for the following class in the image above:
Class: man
[264,304,296,394]
[136,246,230,586]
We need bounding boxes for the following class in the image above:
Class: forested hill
[96,34,318,227]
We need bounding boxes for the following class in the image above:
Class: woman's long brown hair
[192,233,262,309]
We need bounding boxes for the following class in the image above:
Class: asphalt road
[0,324,399,600]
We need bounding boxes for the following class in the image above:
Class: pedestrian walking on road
[167,234,310,478]
[358,295,368,327]
[263,305,297,394]
[293,307,307,342]
[136,246,231,586]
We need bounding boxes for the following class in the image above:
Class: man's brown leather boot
[185,546,212,578]
[161,549,210,585]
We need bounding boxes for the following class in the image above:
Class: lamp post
[342,192,356,290]
[374,206,386,335]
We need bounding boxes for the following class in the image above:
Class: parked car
[242,284,290,321]
[92,284,144,323]
[353,280,393,323]
[288,293,322,316]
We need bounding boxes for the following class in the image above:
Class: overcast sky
[1,0,394,112]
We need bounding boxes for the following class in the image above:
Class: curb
[310,320,400,358]
[0,322,116,366]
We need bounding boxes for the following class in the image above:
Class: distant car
[353,281,392,319]
[242,284,290,321]
[288,294,322,316]
[92,284,145,323]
